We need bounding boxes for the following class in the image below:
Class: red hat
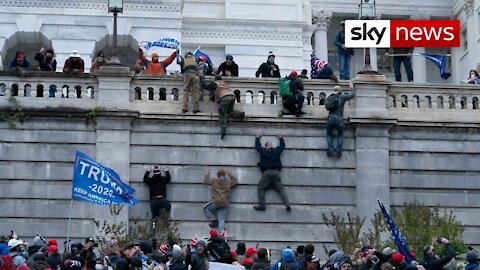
[48,239,57,246]
[246,247,258,257]
[230,250,238,259]
[191,238,197,247]
[16,52,24,58]
[410,252,417,260]
[290,71,298,77]
[48,245,58,253]
[392,253,405,264]
[210,229,219,238]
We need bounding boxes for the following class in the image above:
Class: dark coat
[34,51,57,71]
[9,58,31,72]
[420,244,455,270]
[255,137,285,172]
[217,61,239,77]
[143,171,171,199]
[207,237,230,262]
[170,262,188,270]
[255,62,280,78]
[190,253,208,270]
[288,76,304,93]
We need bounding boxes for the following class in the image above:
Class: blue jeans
[393,56,413,82]
[338,51,351,80]
[326,116,344,152]
[204,202,227,232]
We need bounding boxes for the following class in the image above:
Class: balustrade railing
[0,72,97,99]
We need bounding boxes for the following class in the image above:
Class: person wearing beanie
[46,245,61,270]
[63,50,85,75]
[281,71,306,116]
[255,52,280,78]
[391,252,417,270]
[465,251,479,270]
[420,237,455,270]
[169,245,187,270]
[334,21,353,80]
[270,248,301,270]
[34,47,57,71]
[216,55,239,77]
[90,51,109,73]
[310,54,338,82]
[189,240,209,270]
[207,230,230,262]
[253,132,291,211]
[325,82,356,158]
[200,74,245,138]
[9,51,31,72]
[143,164,172,222]
[242,248,258,269]
[203,167,238,234]
[177,51,201,114]
[138,44,177,76]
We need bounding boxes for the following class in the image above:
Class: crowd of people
[0,228,471,270]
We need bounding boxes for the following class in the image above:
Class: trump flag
[72,151,139,206]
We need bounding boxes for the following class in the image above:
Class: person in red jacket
[139,47,177,76]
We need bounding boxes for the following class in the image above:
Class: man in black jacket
[420,237,455,270]
[253,132,291,211]
[255,52,280,78]
[143,165,172,220]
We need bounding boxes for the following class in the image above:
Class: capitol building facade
[0,0,477,82]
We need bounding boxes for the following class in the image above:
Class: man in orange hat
[138,46,177,76]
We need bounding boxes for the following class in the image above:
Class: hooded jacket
[34,49,57,71]
[190,241,208,270]
[255,137,285,172]
[204,173,237,207]
[170,245,187,270]
[270,249,300,270]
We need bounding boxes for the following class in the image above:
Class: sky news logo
[345,20,460,48]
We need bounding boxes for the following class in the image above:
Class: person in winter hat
[138,46,177,76]
[9,51,31,72]
[189,240,209,270]
[270,248,300,270]
[465,251,479,270]
[170,245,187,270]
[63,50,84,74]
[216,55,239,77]
[90,51,109,73]
[34,47,57,71]
[281,71,305,116]
[203,167,238,233]
[143,165,172,221]
[255,52,280,78]
[311,54,338,82]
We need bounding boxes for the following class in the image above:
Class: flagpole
[66,199,74,252]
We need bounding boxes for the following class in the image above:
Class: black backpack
[325,94,342,111]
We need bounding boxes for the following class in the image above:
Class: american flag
[377,199,414,264]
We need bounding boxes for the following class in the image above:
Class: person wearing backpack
[281,72,305,116]
[270,248,301,270]
[325,82,356,158]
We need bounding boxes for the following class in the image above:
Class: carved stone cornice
[0,0,180,12]
[464,0,474,16]
[312,10,332,30]
[182,29,302,42]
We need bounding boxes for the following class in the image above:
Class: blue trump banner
[71,151,139,206]
[140,37,180,51]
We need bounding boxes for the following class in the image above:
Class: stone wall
[1,71,480,257]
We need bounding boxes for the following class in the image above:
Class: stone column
[410,14,430,83]
[351,75,396,229]
[95,66,132,108]
[312,10,332,61]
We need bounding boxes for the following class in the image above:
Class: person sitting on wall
[281,71,306,116]
[311,54,338,82]
[90,51,109,73]
[216,55,239,77]
[143,165,172,224]
[34,47,57,72]
[201,74,245,139]
[63,50,85,75]
[9,51,31,72]
[255,51,280,78]
[138,46,177,76]
[467,70,480,84]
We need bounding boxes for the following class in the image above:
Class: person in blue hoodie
[253,132,291,211]
[465,251,479,270]
[270,248,301,270]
